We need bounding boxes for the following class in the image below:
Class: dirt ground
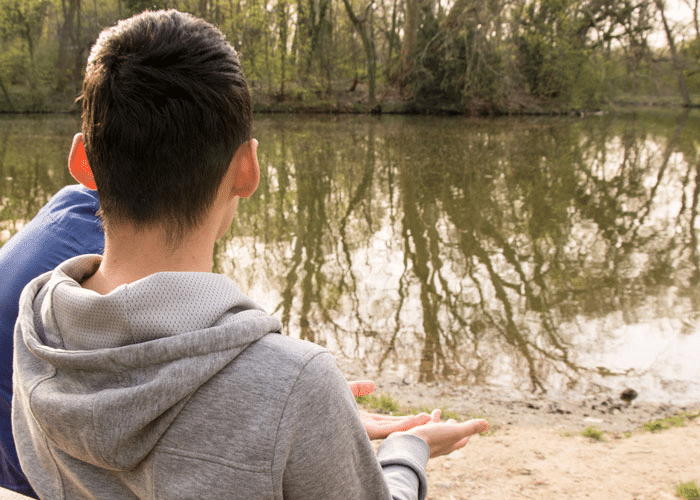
[344,361,700,500]
[425,420,699,499]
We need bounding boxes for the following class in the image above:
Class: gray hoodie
[12,255,430,500]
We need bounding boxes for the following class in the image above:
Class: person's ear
[68,133,97,191]
[231,139,260,198]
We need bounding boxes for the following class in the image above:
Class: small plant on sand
[355,393,401,414]
[644,420,669,432]
[644,410,700,433]
[581,426,605,441]
[676,480,700,500]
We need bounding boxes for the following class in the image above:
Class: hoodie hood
[14,255,282,471]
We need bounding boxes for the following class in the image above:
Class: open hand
[348,380,432,440]
[402,408,489,458]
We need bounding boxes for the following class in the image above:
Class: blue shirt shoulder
[0,185,103,495]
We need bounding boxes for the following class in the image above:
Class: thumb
[349,380,375,398]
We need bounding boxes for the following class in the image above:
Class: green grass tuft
[643,420,669,432]
[581,426,605,441]
[355,393,401,414]
[676,481,700,500]
[643,410,700,433]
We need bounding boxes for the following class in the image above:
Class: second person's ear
[68,133,97,191]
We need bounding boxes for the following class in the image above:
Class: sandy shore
[425,421,699,499]
[345,361,699,499]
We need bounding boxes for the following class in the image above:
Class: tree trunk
[306,0,329,74]
[386,0,398,81]
[0,75,15,112]
[655,0,691,106]
[400,0,419,79]
[341,0,377,105]
[22,17,37,91]
[278,0,288,97]
[292,0,306,71]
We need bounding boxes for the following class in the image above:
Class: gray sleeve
[378,434,430,500]
[273,351,429,500]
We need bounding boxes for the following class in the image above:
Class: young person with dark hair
[12,10,487,499]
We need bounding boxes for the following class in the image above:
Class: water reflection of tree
[380,113,700,390]
[222,113,700,395]
[561,111,696,322]
[279,129,332,342]
[233,118,381,345]
[0,118,77,247]
[4,114,699,393]
[383,119,584,388]
[338,122,376,348]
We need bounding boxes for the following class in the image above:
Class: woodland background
[2,0,700,113]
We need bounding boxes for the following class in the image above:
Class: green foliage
[644,419,675,432]
[643,410,700,432]
[676,481,700,500]
[0,0,692,112]
[355,393,401,414]
[514,0,596,106]
[124,0,168,15]
[580,426,605,441]
[519,36,592,104]
[0,41,28,86]
[409,25,505,110]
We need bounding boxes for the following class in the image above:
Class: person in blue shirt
[0,184,104,496]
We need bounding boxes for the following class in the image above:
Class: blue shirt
[0,185,104,496]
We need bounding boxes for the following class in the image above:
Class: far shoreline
[1,91,699,117]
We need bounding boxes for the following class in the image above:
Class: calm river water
[1,111,699,405]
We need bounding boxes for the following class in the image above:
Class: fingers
[414,413,432,425]
[348,380,375,397]
[465,419,489,434]
[359,412,430,424]
[367,413,430,422]
[361,412,434,440]
[406,418,489,458]
[430,408,441,423]
[395,413,432,431]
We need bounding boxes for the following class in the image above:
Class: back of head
[80,10,251,244]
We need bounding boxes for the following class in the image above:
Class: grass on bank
[643,410,700,433]
[580,426,606,441]
[575,409,700,441]
[355,393,402,415]
[676,481,700,500]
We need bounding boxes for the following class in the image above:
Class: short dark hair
[80,10,252,244]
